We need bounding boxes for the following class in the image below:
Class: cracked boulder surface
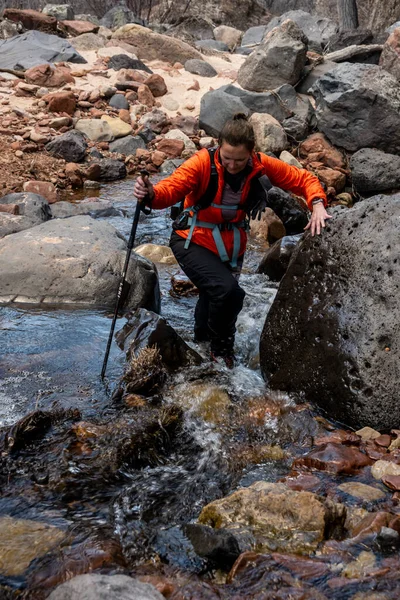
[0,214,160,311]
[260,194,400,430]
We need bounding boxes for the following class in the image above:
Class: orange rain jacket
[152,147,327,260]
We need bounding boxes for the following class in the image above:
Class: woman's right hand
[134,175,154,202]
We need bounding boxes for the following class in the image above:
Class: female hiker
[133,114,330,368]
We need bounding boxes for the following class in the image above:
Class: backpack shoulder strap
[192,148,219,212]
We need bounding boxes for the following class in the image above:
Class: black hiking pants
[170,232,245,355]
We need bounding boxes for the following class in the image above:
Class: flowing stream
[1,178,396,599]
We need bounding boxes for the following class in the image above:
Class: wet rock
[356,426,381,442]
[313,429,361,446]
[109,93,129,110]
[184,524,240,570]
[311,63,400,153]
[46,130,87,162]
[293,443,371,474]
[260,194,400,430]
[112,25,202,63]
[249,113,288,154]
[109,135,146,155]
[0,215,159,310]
[238,20,308,92]
[350,511,400,540]
[342,550,376,578]
[0,191,51,238]
[350,148,400,194]
[371,460,400,481]
[75,118,114,142]
[0,30,86,70]
[171,382,231,425]
[338,482,386,502]
[47,574,164,600]
[198,481,327,555]
[170,272,198,296]
[257,234,303,281]
[116,308,202,370]
[135,243,177,265]
[23,180,57,204]
[87,158,127,181]
[184,59,217,77]
[0,516,65,577]
[382,475,400,491]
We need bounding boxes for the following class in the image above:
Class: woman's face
[219,142,251,175]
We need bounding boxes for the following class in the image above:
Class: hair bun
[232,112,249,122]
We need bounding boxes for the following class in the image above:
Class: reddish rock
[59,20,99,36]
[351,511,400,539]
[65,163,83,188]
[25,64,75,88]
[151,150,167,166]
[156,138,184,159]
[0,204,19,215]
[85,163,102,181]
[314,166,346,192]
[375,434,392,448]
[314,429,361,446]
[136,148,151,160]
[23,181,57,203]
[292,443,372,474]
[380,28,400,82]
[144,74,167,97]
[3,8,57,32]
[137,84,155,108]
[188,80,200,91]
[281,473,322,493]
[382,475,400,491]
[299,133,346,169]
[272,553,330,579]
[118,109,131,124]
[45,91,76,116]
[117,69,147,83]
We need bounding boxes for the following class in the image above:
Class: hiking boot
[210,350,236,369]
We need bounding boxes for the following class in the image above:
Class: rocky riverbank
[1,3,400,599]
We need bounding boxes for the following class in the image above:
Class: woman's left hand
[304,203,332,236]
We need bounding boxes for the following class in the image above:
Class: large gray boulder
[46,130,88,163]
[0,215,159,311]
[0,192,51,238]
[199,87,250,138]
[237,20,308,92]
[47,574,164,600]
[241,25,268,48]
[265,10,338,52]
[311,63,400,153]
[109,135,146,155]
[0,30,86,70]
[350,148,400,194]
[260,195,400,430]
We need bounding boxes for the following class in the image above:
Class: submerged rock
[0,516,65,577]
[0,191,51,238]
[47,574,164,600]
[116,308,202,370]
[260,195,400,430]
[257,234,303,281]
[198,481,327,555]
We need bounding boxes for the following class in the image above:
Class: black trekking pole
[101,170,151,380]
